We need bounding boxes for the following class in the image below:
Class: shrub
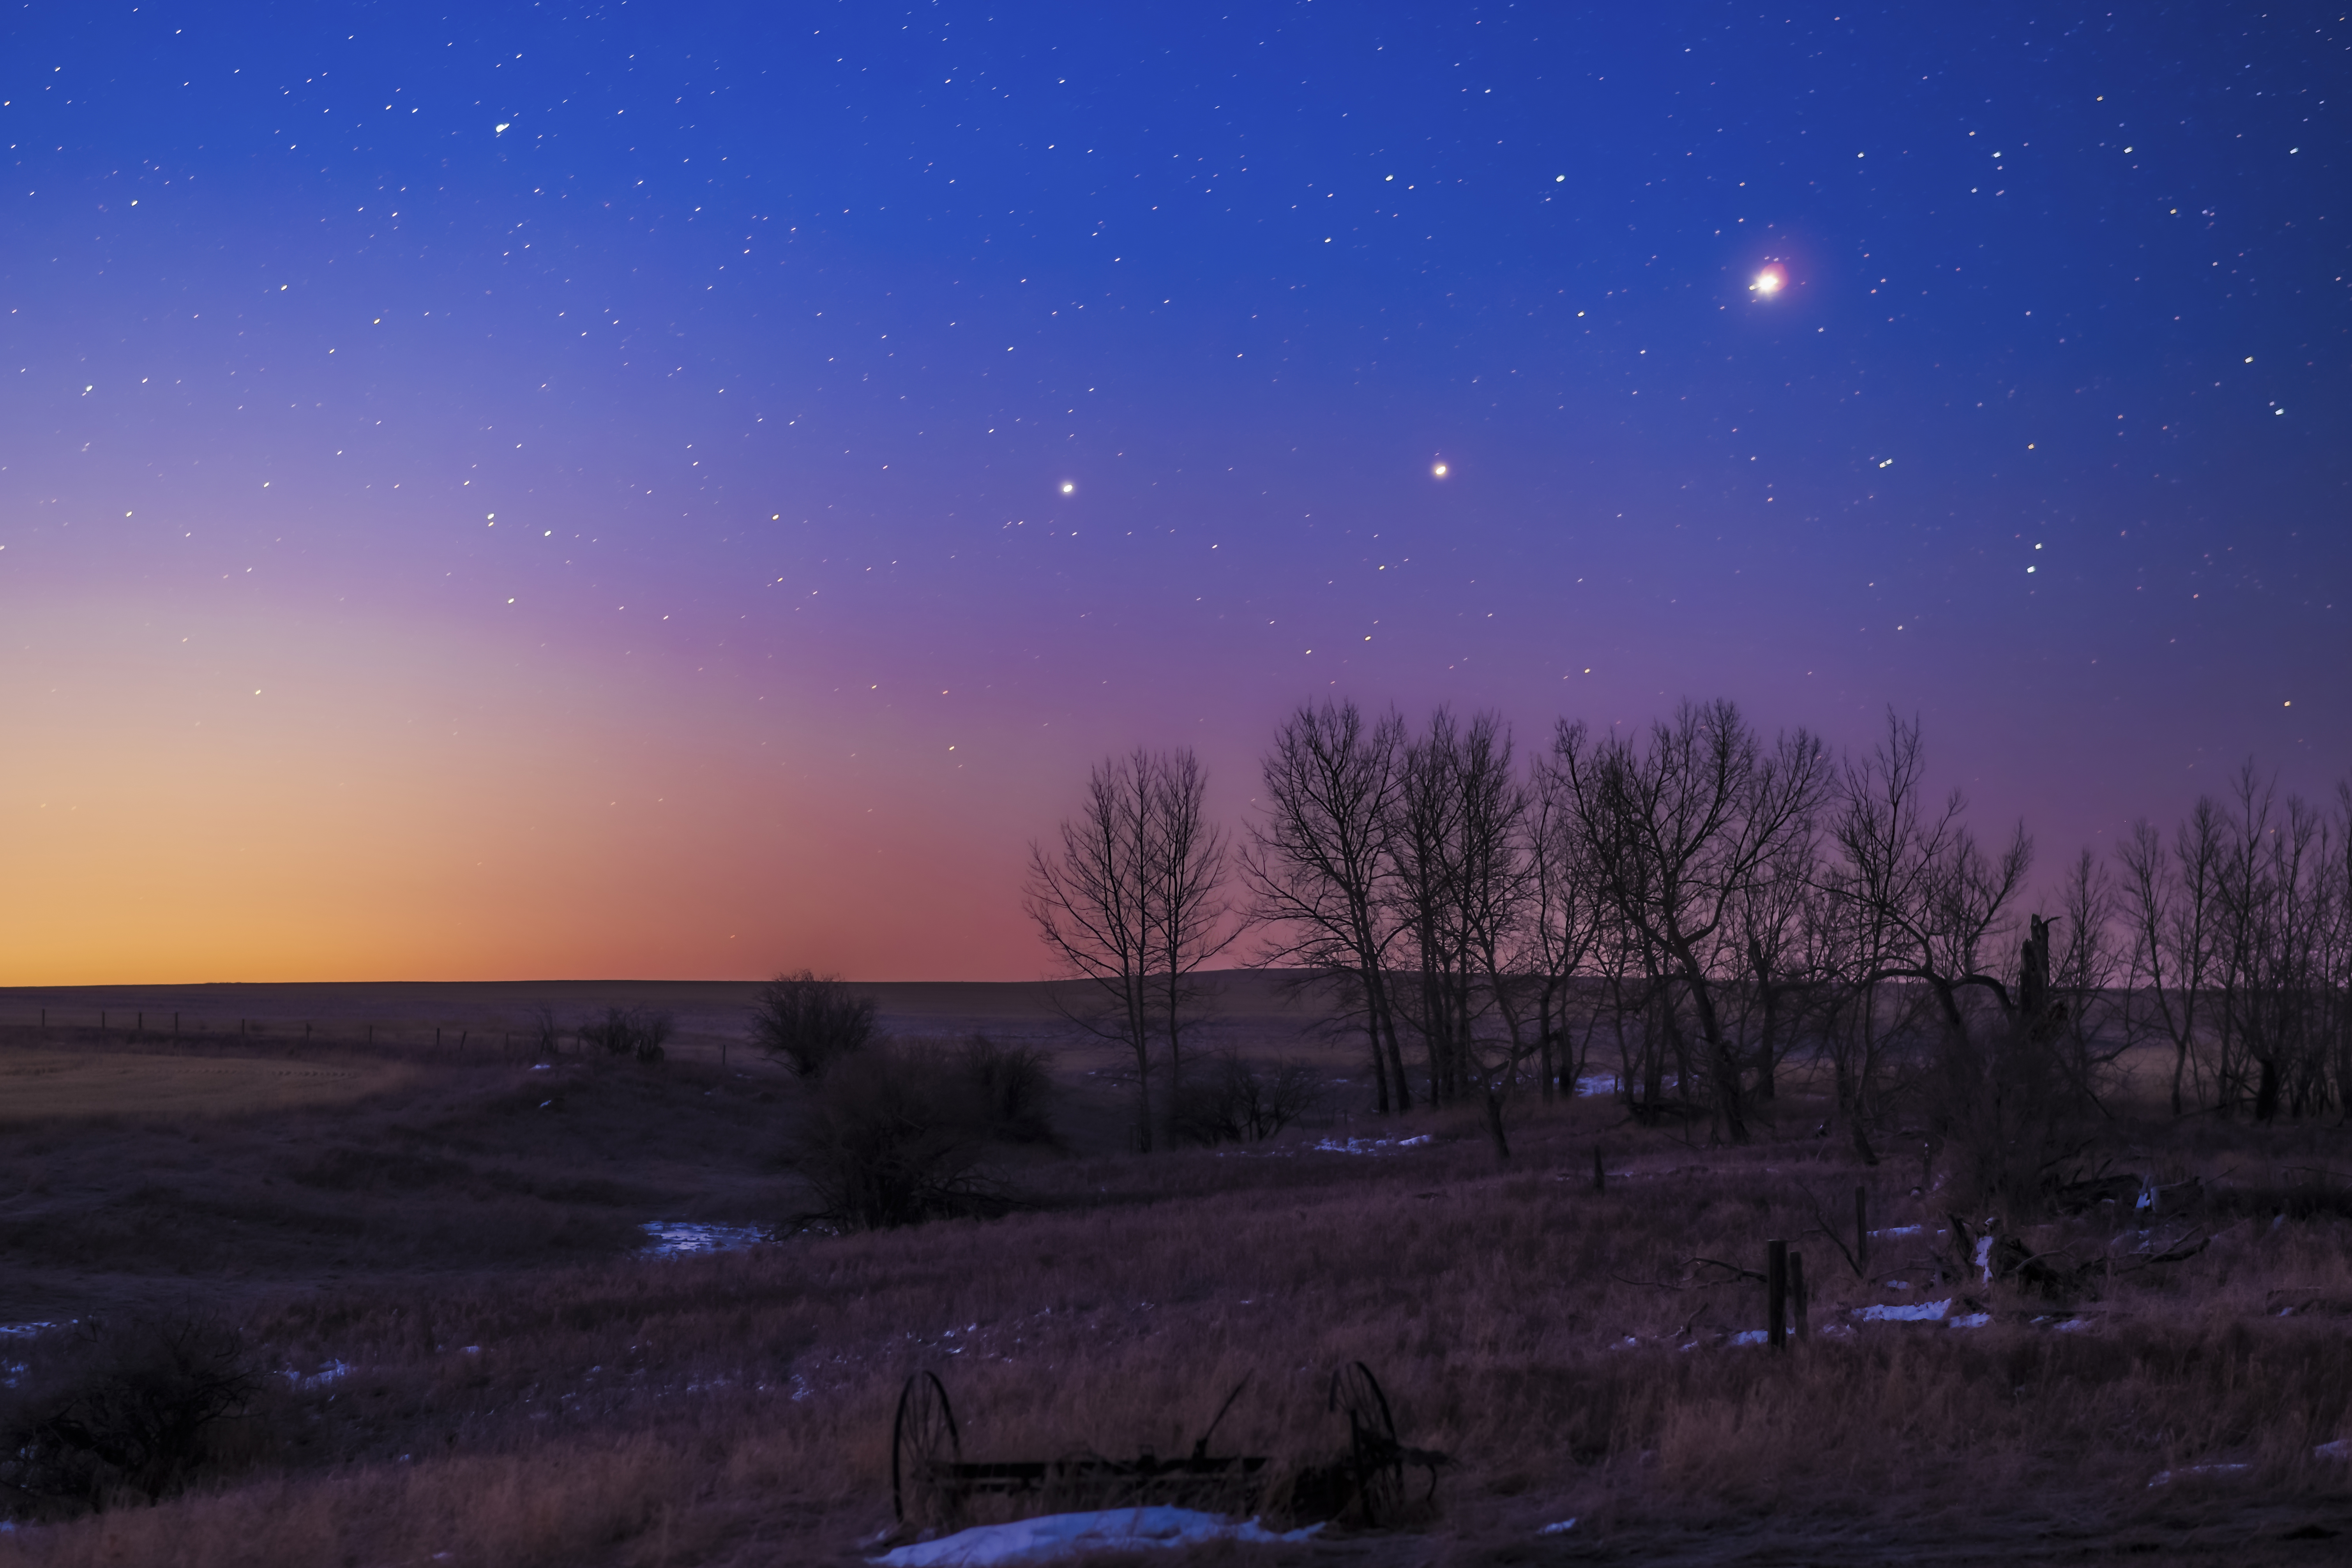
[784,1047,1011,1233]
[526,1004,567,1060]
[577,1007,671,1063]
[953,1035,1059,1145]
[1172,1053,1325,1146]
[749,970,876,1077]
[0,1310,263,1511]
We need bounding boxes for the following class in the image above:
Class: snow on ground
[282,1360,353,1390]
[1852,1299,1955,1323]
[869,1508,1323,1566]
[1312,1134,1432,1155]
[639,1222,768,1257]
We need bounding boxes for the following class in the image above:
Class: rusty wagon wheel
[892,1371,963,1527]
[1328,1361,1403,1526]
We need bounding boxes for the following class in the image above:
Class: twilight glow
[1,4,2345,984]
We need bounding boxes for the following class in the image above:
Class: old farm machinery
[890,1361,1444,1531]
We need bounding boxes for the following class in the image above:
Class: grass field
[0,977,2348,1566]
[0,1052,411,1125]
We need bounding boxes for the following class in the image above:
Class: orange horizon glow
[0,590,1055,986]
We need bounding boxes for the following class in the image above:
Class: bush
[0,1311,263,1511]
[749,970,876,1077]
[953,1035,1059,1145]
[1172,1053,1325,1146]
[526,1004,567,1059]
[785,1047,1012,1233]
[577,1007,671,1063]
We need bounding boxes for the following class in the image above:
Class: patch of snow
[1577,1074,1685,1096]
[1948,1313,1993,1330]
[1853,1299,1953,1324]
[869,1508,1324,1566]
[1973,1234,1996,1284]
[1312,1135,1430,1156]
[283,1360,352,1390]
[1728,1330,1770,1346]
[640,1221,768,1258]
[1538,1518,1578,1536]
[1870,1225,1923,1238]
[2055,1317,2094,1333]
[2314,1439,2349,1461]
[2147,1462,2250,1487]
[0,1321,64,1340]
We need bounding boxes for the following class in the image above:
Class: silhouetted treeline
[1243,698,2351,1164]
[1032,697,2351,1177]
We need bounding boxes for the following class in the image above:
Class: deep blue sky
[3,2,2345,980]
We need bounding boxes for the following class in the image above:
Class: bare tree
[1241,700,1413,1112]
[1554,700,1830,1144]
[1823,712,2034,1199]
[2048,848,2128,1111]
[1440,712,1536,1157]
[2212,765,2336,1121]
[1146,747,1240,1139]
[2118,800,2225,1116]
[750,971,877,1078]
[1385,709,1528,1121]
[1525,750,1608,1102]
[1027,747,1234,1151]
[1028,752,1160,1149]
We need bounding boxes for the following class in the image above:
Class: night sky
[4,3,2345,983]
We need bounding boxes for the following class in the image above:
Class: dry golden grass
[0,1052,410,1125]
[1,1000,2349,1566]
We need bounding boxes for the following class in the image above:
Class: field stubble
[0,1001,2348,1565]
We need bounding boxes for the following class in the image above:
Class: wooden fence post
[1593,1146,1606,1194]
[1767,1239,1789,1349]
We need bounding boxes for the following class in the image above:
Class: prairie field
[0,1054,410,1126]
[0,975,2348,1566]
